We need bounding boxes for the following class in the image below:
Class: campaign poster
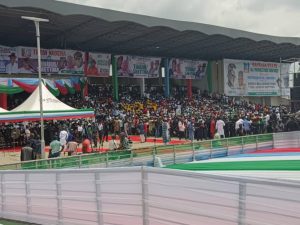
[115,55,161,78]
[280,63,291,98]
[51,49,85,76]
[0,45,18,74]
[16,47,85,75]
[168,58,208,79]
[224,59,281,96]
[86,52,111,77]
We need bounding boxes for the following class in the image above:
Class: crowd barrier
[0,131,299,170]
[0,167,299,225]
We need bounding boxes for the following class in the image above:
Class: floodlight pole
[21,16,49,159]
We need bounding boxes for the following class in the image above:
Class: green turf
[166,160,300,171]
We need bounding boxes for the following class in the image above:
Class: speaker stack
[291,73,300,112]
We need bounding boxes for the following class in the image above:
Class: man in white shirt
[235,118,244,136]
[6,53,19,74]
[215,118,226,138]
[59,129,68,148]
[19,57,35,73]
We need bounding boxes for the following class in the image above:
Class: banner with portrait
[115,55,161,78]
[86,52,111,77]
[16,47,85,75]
[17,46,54,74]
[55,49,85,76]
[168,58,208,79]
[224,59,281,96]
[0,45,18,74]
[280,63,291,98]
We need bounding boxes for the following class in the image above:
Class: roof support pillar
[186,79,192,99]
[207,61,213,93]
[112,55,119,101]
[0,93,7,110]
[164,59,170,98]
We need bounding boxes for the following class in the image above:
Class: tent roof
[0,107,7,113]
[1,0,300,61]
[12,82,75,112]
[0,83,94,122]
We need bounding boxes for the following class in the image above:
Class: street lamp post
[21,16,49,159]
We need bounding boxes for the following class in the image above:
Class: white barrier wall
[273,131,300,148]
[0,167,300,225]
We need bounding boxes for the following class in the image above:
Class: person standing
[162,118,170,145]
[103,120,110,142]
[91,122,98,148]
[243,117,251,135]
[123,119,129,137]
[108,135,118,151]
[20,141,33,161]
[216,117,226,138]
[59,128,68,149]
[210,116,216,139]
[235,118,244,136]
[187,118,195,142]
[98,120,104,147]
[82,138,92,154]
[178,119,186,140]
[144,120,149,142]
[49,137,64,158]
[66,137,78,156]
[6,53,18,74]
[113,117,121,136]
[77,123,83,141]
[119,132,130,150]
[138,120,145,143]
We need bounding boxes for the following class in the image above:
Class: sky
[58,0,300,37]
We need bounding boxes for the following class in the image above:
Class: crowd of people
[2,83,300,161]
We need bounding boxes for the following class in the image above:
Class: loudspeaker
[291,87,300,101]
[294,73,300,87]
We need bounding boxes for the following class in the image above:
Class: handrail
[0,131,291,170]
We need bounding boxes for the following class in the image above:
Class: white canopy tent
[0,83,94,122]
[0,107,8,113]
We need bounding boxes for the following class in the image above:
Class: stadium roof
[1,0,300,62]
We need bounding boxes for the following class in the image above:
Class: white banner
[86,52,111,77]
[280,63,290,98]
[224,59,281,96]
[17,47,85,75]
[115,55,161,78]
[0,45,18,74]
[169,58,208,79]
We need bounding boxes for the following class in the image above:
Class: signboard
[0,45,18,74]
[280,63,291,98]
[115,55,161,78]
[86,52,111,77]
[224,59,282,96]
[168,58,208,79]
[16,47,85,75]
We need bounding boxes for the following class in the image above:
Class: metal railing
[0,167,299,225]
[0,132,282,170]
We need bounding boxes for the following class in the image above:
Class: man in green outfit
[49,136,64,158]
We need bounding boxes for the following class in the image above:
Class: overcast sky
[59,0,300,37]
